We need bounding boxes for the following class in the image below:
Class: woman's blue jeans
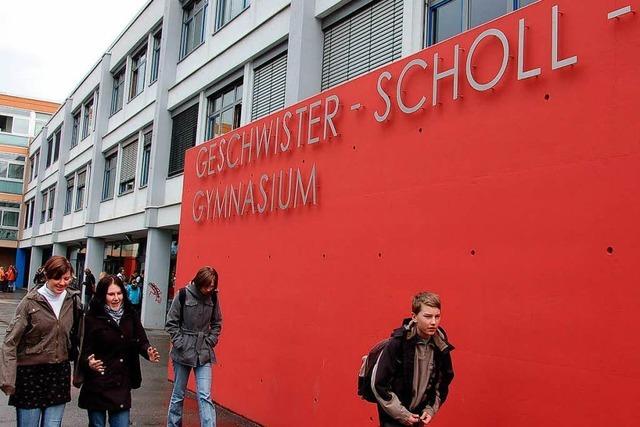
[167,361,216,427]
[16,404,65,427]
[87,409,130,427]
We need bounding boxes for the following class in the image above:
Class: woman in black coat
[78,275,160,427]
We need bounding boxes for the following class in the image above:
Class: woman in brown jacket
[77,274,159,427]
[0,256,81,427]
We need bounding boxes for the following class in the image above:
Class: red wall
[178,1,640,425]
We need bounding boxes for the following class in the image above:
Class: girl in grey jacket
[165,266,222,427]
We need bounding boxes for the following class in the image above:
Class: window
[45,128,61,167]
[119,141,138,194]
[82,97,94,139]
[140,131,152,187]
[64,176,74,215]
[426,0,533,46]
[0,202,20,240]
[111,68,125,114]
[206,80,242,140]
[35,113,51,136]
[47,188,55,221]
[40,187,55,223]
[321,0,403,90]
[0,153,25,194]
[130,46,147,99]
[24,199,35,229]
[7,164,24,180]
[45,136,54,167]
[102,152,117,200]
[181,0,208,59]
[0,115,12,133]
[71,111,81,147]
[0,115,29,135]
[0,153,25,182]
[216,0,250,29]
[169,103,199,176]
[29,150,40,182]
[75,169,86,211]
[252,53,287,120]
[2,211,18,227]
[150,30,162,83]
[41,190,47,223]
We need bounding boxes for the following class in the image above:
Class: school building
[18,0,639,425]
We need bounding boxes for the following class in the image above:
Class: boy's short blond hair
[412,292,441,314]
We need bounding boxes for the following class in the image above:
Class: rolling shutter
[252,53,288,120]
[119,141,138,185]
[321,0,403,90]
[169,103,199,176]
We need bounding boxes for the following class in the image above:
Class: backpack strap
[178,288,186,328]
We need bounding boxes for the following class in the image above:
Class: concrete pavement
[0,289,259,427]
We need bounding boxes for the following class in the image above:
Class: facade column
[85,237,105,279]
[284,0,323,106]
[15,248,28,289]
[52,243,66,257]
[140,228,172,329]
[402,0,426,56]
[28,246,43,290]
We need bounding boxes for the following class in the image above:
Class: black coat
[374,319,454,421]
[78,304,150,411]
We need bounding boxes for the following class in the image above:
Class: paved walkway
[0,289,259,426]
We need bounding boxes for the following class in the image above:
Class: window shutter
[120,141,138,184]
[252,53,288,120]
[321,0,403,90]
[169,104,199,176]
[143,129,153,146]
[77,170,86,187]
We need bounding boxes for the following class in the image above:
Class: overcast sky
[0,0,149,103]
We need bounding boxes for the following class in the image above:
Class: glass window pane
[0,161,7,178]
[35,121,45,135]
[12,118,30,135]
[8,164,24,179]
[194,10,204,44]
[211,116,219,138]
[470,0,509,28]
[220,108,234,135]
[222,88,235,107]
[235,83,243,100]
[2,211,18,227]
[519,0,536,6]
[433,0,463,44]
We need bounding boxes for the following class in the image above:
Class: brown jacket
[0,288,81,393]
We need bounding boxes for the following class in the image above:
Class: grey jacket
[1,288,81,393]
[165,283,222,367]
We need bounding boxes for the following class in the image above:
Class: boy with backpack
[359,292,454,426]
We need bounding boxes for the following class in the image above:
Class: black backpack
[357,338,391,402]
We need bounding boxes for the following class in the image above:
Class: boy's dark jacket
[373,319,455,415]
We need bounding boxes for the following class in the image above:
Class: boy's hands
[402,413,421,425]
[420,411,433,425]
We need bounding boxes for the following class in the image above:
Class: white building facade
[20,0,535,328]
